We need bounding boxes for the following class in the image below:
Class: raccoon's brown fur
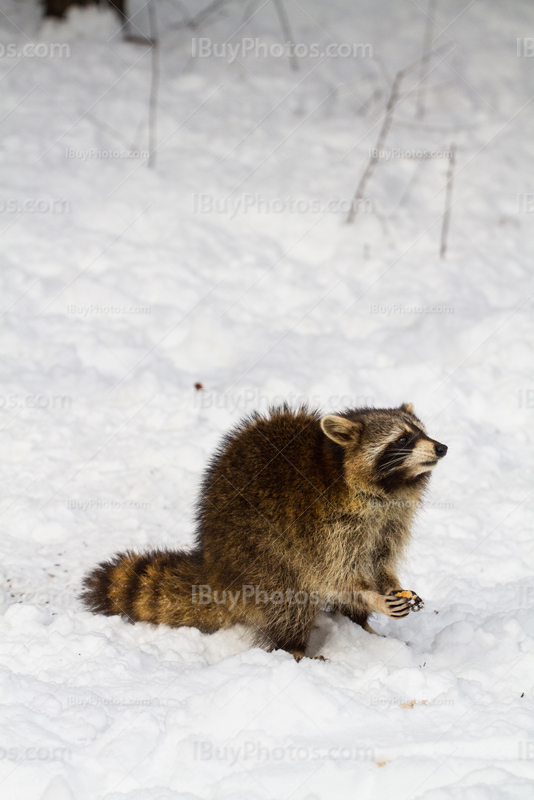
[81,403,447,660]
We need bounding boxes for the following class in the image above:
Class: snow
[0,0,533,797]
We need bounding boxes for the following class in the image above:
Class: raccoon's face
[321,403,447,494]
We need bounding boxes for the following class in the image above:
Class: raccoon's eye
[398,436,408,444]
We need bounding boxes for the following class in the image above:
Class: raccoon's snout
[434,443,448,458]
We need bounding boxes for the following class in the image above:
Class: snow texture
[0,0,533,797]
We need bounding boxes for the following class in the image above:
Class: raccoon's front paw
[385,590,424,617]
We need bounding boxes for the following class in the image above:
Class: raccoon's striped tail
[80,549,215,631]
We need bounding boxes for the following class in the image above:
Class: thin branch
[355,88,383,117]
[78,110,140,153]
[440,143,456,259]
[396,41,453,81]
[392,117,483,132]
[372,54,394,86]
[241,0,262,26]
[406,79,453,98]
[170,0,232,30]
[124,33,157,46]
[165,0,190,24]
[148,0,160,168]
[415,0,438,119]
[346,70,403,224]
[391,161,424,216]
[345,43,454,224]
[271,0,299,71]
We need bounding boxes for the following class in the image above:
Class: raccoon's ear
[400,402,414,414]
[320,415,362,446]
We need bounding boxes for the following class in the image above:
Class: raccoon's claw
[290,651,328,662]
[386,590,424,617]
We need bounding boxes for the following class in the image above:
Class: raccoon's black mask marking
[376,432,418,469]
[375,428,430,494]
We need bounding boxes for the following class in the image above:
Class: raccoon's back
[196,406,339,534]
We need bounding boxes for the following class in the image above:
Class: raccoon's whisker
[377,455,408,473]
[382,454,408,464]
[378,454,407,465]
[377,462,408,475]
[377,464,404,474]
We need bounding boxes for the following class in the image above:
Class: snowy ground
[0,0,534,797]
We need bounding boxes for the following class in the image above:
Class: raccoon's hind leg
[252,601,319,661]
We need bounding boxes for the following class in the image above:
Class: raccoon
[81,403,447,660]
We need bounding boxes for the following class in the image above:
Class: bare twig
[392,161,424,216]
[165,0,190,24]
[148,0,160,168]
[393,41,453,85]
[356,88,383,117]
[78,110,140,153]
[440,143,456,258]
[271,0,299,71]
[415,0,437,119]
[241,0,262,26]
[124,33,157,45]
[170,0,232,30]
[345,43,454,224]
[392,118,482,132]
[346,70,403,224]
[406,80,453,98]
[372,54,394,85]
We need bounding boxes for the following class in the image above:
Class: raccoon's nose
[435,443,448,458]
